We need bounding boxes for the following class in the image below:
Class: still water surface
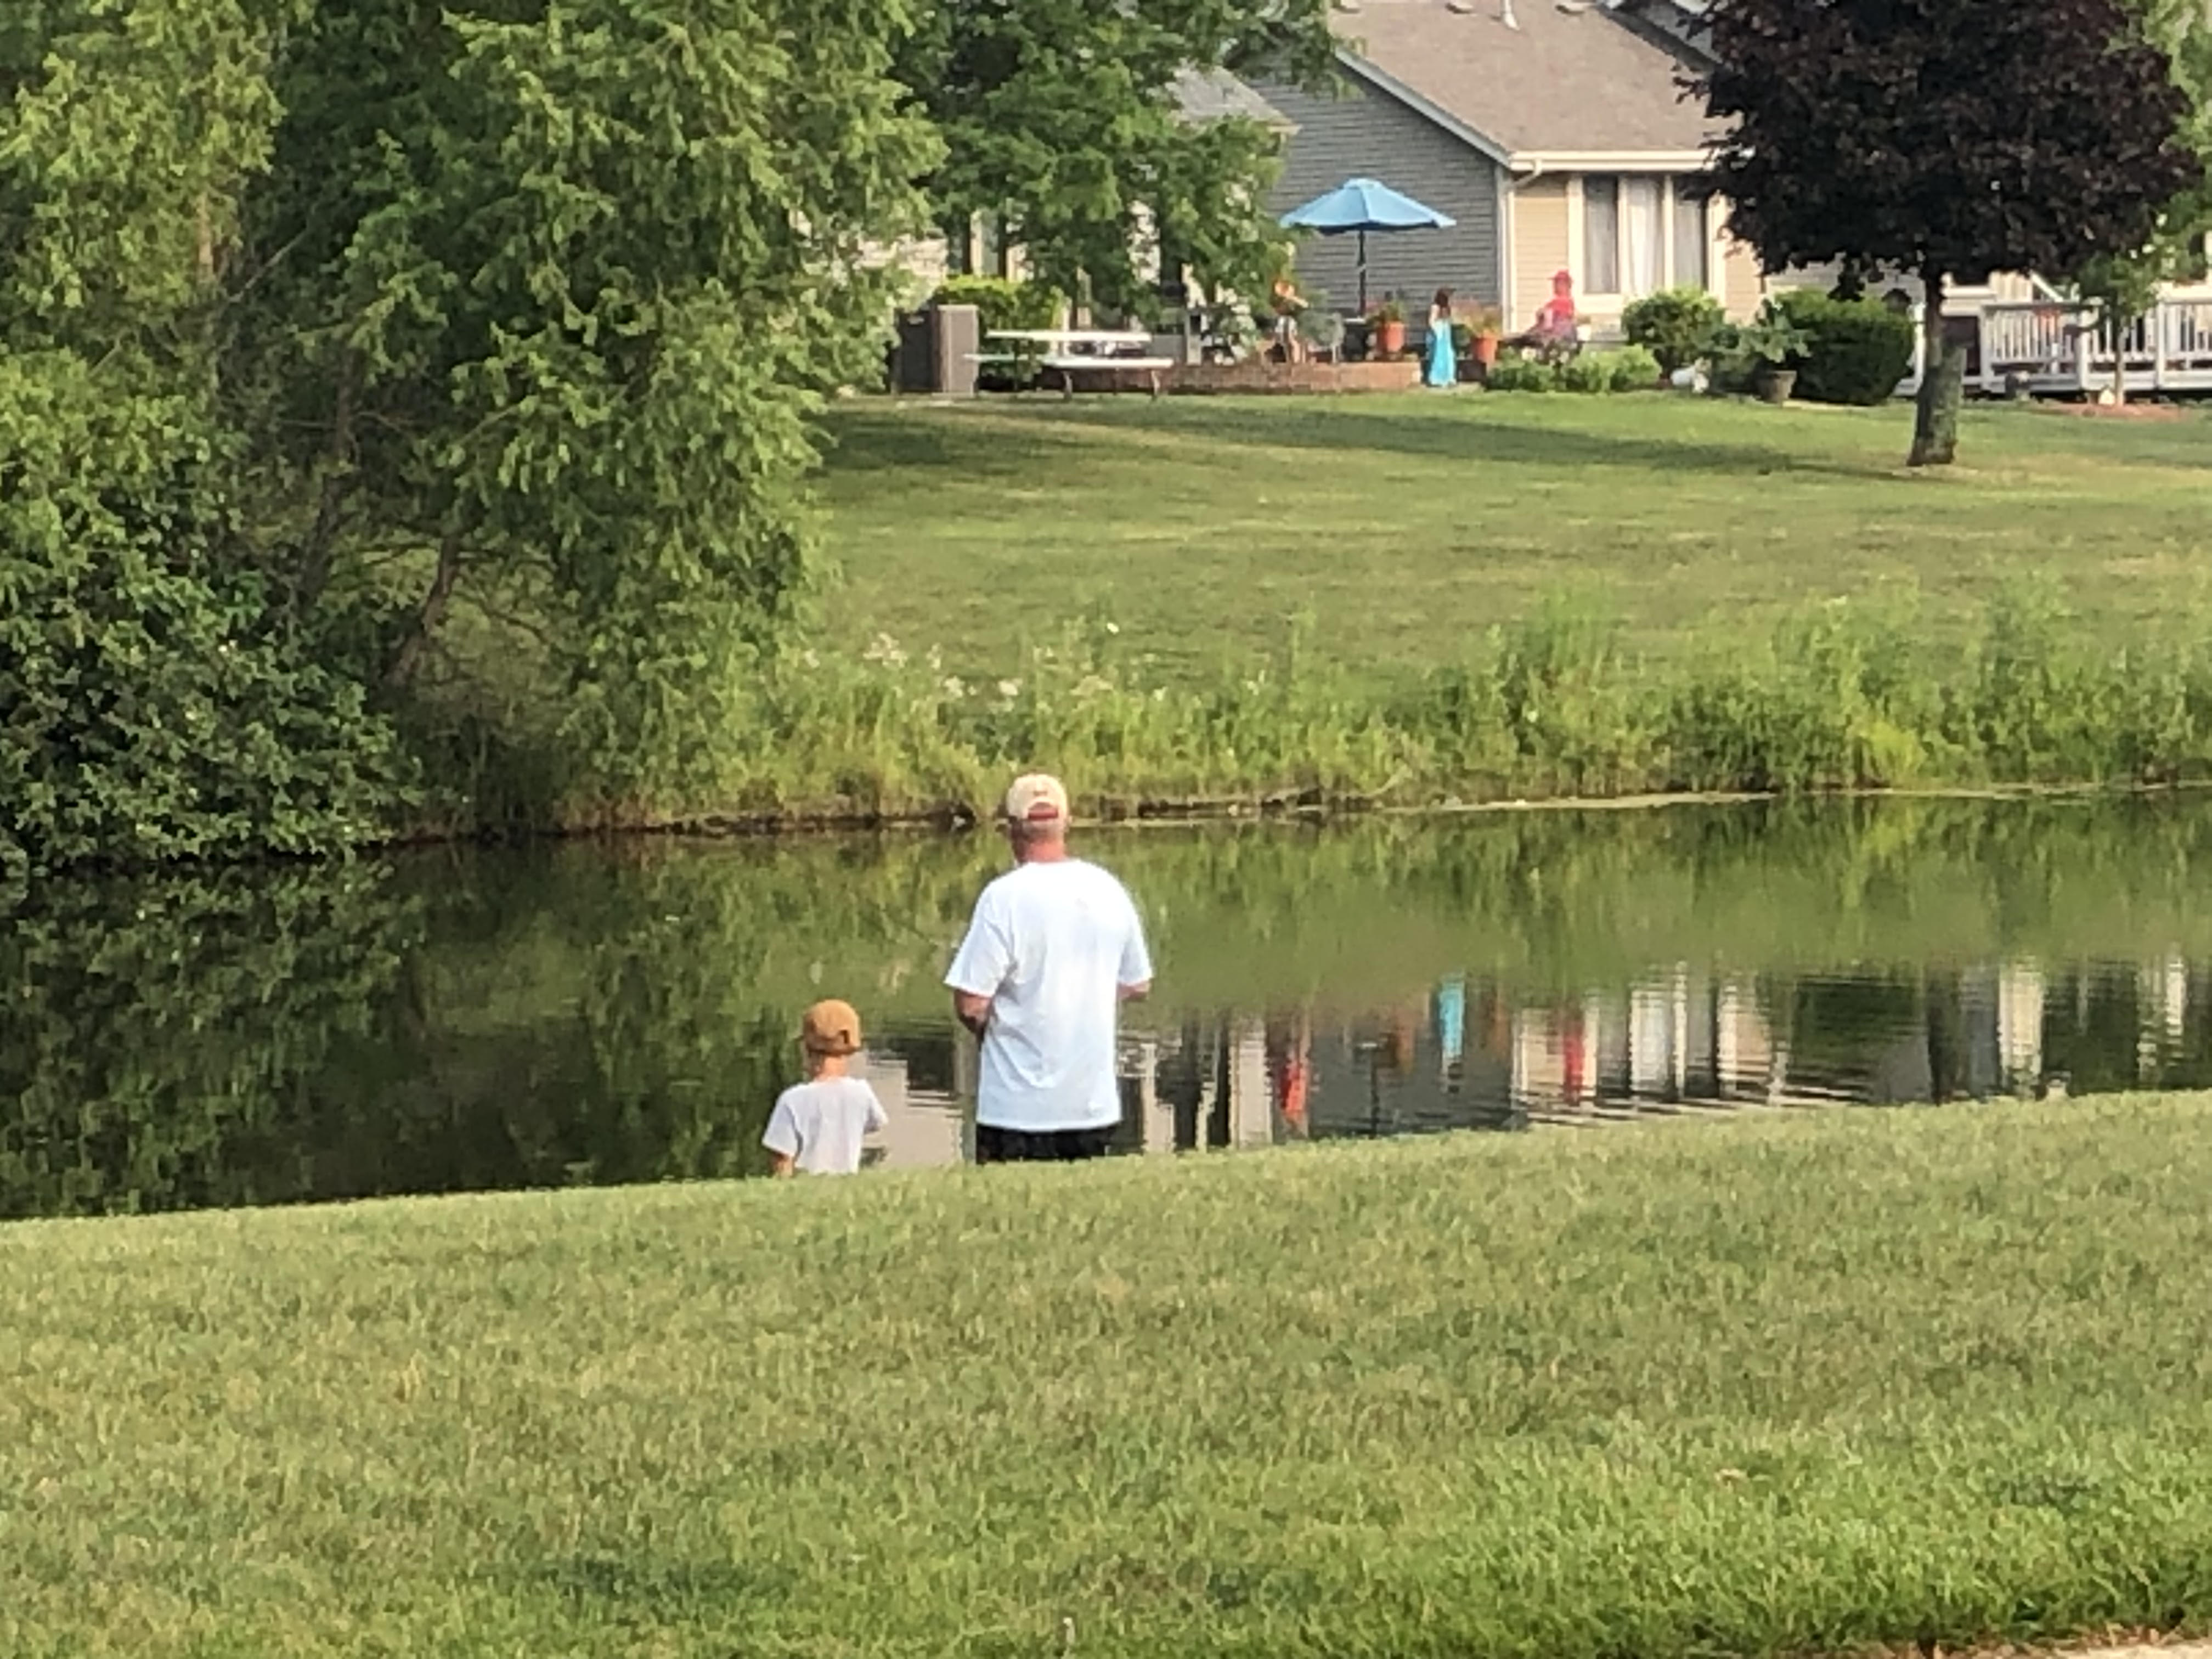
[9,798,2212,1220]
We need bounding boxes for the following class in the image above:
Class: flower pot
[1474,332,1500,368]
[1756,366,1797,405]
[1375,319,1407,357]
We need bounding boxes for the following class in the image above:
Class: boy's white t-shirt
[944,858,1153,1133]
[762,1076,889,1175]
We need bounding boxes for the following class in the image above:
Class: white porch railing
[1976,298,2212,396]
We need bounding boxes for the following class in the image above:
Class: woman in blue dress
[1426,288,1458,388]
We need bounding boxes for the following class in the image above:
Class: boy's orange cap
[802,998,862,1057]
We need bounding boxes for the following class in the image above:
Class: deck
[1973,297,2212,398]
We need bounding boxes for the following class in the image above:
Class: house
[1247,0,1765,335]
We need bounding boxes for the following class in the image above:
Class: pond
[8,797,2212,1221]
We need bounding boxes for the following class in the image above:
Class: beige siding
[1721,231,1765,320]
[1510,176,1571,334]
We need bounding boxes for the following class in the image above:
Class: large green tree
[1697,0,2197,466]
[901,0,1335,314]
[0,0,403,874]
[1,0,935,872]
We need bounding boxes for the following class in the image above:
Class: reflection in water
[10,797,2212,1218]
[855,952,2205,1170]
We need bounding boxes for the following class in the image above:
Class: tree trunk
[294,357,358,611]
[384,532,464,689]
[1909,269,1963,467]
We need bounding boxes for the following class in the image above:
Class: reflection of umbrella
[1280,177,1457,312]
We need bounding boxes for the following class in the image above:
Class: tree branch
[384,532,464,690]
[294,355,358,610]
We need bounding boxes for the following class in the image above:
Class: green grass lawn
[9,1096,2212,1657]
[820,396,2212,686]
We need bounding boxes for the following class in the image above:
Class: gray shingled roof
[1333,0,1719,157]
[1173,68,1296,131]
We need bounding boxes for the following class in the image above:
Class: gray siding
[1256,76,1504,315]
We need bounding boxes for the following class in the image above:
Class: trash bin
[889,303,980,397]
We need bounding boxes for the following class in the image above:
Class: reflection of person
[1426,288,1458,388]
[1383,1004,1420,1075]
[1267,1013,1311,1136]
[947,774,1154,1165]
[1437,974,1467,1083]
[762,999,889,1177]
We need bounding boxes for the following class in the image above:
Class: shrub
[1485,356,1558,393]
[1623,287,1726,373]
[1770,289,1915,405]
[932,275,1065,335]
[1604,344,1663,392]
[1558,353,1617,394]
[0,359,409,876]
[1547,349,1658,394]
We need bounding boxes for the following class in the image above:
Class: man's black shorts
[974,1124,1115,1165]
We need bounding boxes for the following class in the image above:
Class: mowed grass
[8,1098,2212,1657]
[820,396,2212,686]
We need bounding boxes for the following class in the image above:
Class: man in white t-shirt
[761,998,890,1176]
[945,774,1153,1165]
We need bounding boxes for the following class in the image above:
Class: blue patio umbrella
[1280,177,1457,312]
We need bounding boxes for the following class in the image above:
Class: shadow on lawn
[1112,400,1897,481]
[827,398,1899,485]
[823,405,1103,481]
[546,1551,792,1614]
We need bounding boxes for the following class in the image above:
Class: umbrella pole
[1357,229,1369,314]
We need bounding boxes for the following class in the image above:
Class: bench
[974,330,1180,398]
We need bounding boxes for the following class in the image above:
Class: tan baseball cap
[800,998,862,1057]
[1003,772,1070,826]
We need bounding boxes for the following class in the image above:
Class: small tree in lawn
[2075,0,2212,405]
[1697,0,2198,465]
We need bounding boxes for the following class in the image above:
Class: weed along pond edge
[396,577,2212,854]
[8,1094,2212,1656]
[501,777,2205,847]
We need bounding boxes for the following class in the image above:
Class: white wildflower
[997,679,1022,699]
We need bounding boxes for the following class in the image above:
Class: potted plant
[1737,304,1812,404]
[1468,304,1504,369]
[1367,297,1408,358]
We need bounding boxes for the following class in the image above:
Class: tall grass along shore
[490,584,2212,833]
[7,1095,2212,1656]
[407,396,2212,835]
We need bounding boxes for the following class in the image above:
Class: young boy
[762,999,889,1177]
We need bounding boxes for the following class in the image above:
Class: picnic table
[971,329,1178,397]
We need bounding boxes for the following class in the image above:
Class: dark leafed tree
[901,0,1336,317]
[1696,0,2199,465]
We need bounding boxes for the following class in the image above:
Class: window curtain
[1622,178,1662,298]
[1671,188,1710,291]
[1583,177,1620,294]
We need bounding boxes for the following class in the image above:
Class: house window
[1672,191,1709,291]
[1621,179,1663,296]
[1584,177,1621,295]
[1578,176,1713,299]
